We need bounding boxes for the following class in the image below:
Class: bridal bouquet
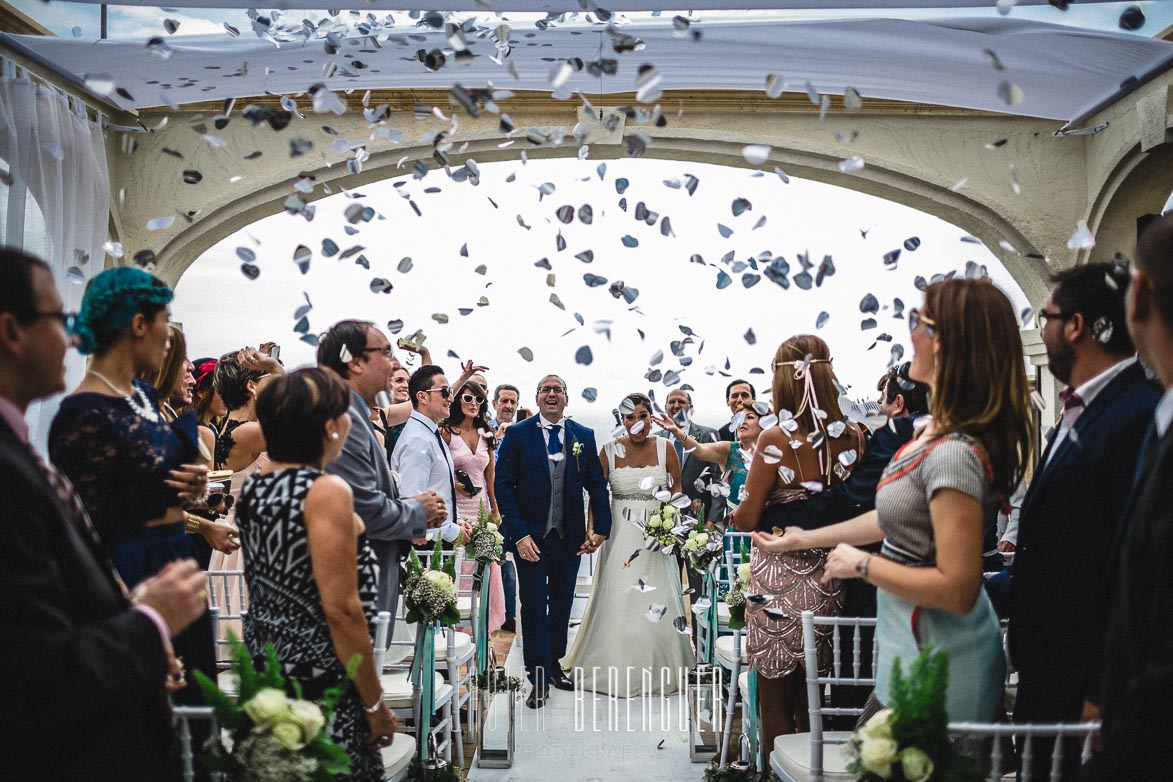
[848,647,981,782]
[402,538,461,626]
[463,499,504,564]
[643,501,685,552]
[680,508,724,574]
[193,635,352,782]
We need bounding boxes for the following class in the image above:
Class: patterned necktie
[547,424,562,457]
[25,443,130,599]
[1059,387,1085,418]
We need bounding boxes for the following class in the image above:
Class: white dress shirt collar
[1156,386,1173,438]
[537,414,565,429]
[1070,355,1137,409]
[410,409,440,433]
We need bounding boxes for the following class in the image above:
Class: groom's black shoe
[549,669,575,691]
[525,683,548,709]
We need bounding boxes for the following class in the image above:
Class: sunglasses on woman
[460,393,485,405]
[908,308,937,337]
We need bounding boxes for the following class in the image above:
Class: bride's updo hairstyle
[621,392,653,415]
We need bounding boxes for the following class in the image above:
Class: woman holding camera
[442,379,505,634]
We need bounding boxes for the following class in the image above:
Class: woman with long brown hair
[730,334,867,746]
[753,278,1031,721]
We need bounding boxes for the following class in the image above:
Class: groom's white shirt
[536,413,566,453]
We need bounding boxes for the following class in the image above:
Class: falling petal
[240,263,260,280]
[741,145,771,165]
[837,155,865,173]
[816,311,830,329]
[1067,220,1095,251]
[575,345,593,365]
[583,387,598,402]
[369,278,393,294]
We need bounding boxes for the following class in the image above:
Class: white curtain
[0,57,110,454]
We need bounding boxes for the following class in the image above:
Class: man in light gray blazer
[317,320,446,618]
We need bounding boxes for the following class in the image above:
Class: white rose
[289,700,326,742]
[862,708,895,741]
[272,721,307,752]
[737,563,751,584]
[900,747,934,782]
[858,737,898,779]
[243,688,290,726]
[423,569,456,597]
[487,522,499,532]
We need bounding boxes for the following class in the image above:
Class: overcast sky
[171,157,1030,434]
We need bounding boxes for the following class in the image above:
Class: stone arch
[151,123,1052,303]
[1088,139,1173,264]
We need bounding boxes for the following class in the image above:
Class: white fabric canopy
[0,59,110,453]
[3,16,1170,122]
[33,0,1131,10]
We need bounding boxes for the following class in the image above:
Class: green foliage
[703,763,765,782]
[405,757,463,782]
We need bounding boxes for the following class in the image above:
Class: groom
[495,374,612,708]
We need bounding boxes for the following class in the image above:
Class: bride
[562,392,696,696]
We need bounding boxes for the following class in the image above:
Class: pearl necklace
[87,369,161,423]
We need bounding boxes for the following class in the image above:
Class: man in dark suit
[1084,214,1173,780]
[663,388,721,639]
[495,374,612,708]
[317,320,446,618]
[717,378,755,441]
[1009,262,1160,779]
[0,249,209,781]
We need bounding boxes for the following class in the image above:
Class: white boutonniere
[572,439,583,469]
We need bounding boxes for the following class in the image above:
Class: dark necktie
[26,443,129,599]
[433,428,457,512]
[1059,387,1085,417]
[547,424,562,458]
[1133,421,1159,488]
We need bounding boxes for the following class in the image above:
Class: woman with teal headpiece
[49,266,218,731]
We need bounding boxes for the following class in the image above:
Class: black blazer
[1008,362,1160,701]
[1088,415,1173,781]
[0,419,172,781]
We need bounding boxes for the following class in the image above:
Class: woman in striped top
[753,278,1032,721]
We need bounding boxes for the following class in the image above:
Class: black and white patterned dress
[236,466,383,781]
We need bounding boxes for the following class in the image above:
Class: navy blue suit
[494,416,612,683]
[1009,361,1159,756]
[1086,417,1173,780]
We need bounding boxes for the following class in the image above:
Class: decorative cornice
[145,89,999,118]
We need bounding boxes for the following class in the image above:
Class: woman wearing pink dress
[443,379,506,635]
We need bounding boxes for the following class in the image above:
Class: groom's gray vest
[545,432,568,538]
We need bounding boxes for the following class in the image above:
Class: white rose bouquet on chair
[193,635,353,782]
[402,538,461,626]
[463,499,504,564]
[848,647,981,782]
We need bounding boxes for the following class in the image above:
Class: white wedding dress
[561,437,696,696]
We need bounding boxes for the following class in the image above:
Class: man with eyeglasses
[1006,262,1159,780]
[318,321,447,619]
[0,248,211,780]
[495,375,612,708]
[392,364,469,546]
